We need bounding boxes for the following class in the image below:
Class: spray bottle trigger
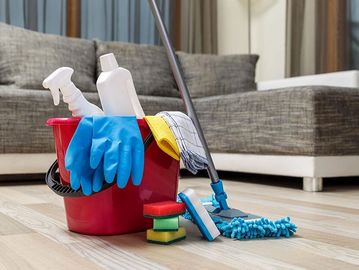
[49,87,60,106]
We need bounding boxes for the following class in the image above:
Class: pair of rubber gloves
[65,116,144,195]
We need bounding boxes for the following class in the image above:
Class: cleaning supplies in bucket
[144,116,180,160]
[89,116,144,188]
[44,53,147,195]
[44,53,181,235]
[43,67,103,117]
[65,116,145,195]
[97,53,145,118]
[64,116,104,195]
[47,117,180,235]
[157,111,208,174]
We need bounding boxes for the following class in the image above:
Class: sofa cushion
[0,23,96,92]
[193,86,359,156]
[96,41,179,97]
[0,86,184,153]
[177,52,258,98]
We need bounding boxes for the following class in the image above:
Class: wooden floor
[0,176,358,270]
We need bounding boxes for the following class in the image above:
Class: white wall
[217,0,249,54]
[217,0,287,81]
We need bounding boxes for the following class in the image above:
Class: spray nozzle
[43,67,74,106]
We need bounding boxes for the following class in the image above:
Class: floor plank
[0,213,32,236]
[0,233,102,270]
[0,176,358,269]
[26,203,66,223]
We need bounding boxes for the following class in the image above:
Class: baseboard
[313,156,359,177]
[1,153,359,179]
[0,153,56,175]
[211,153,359,178]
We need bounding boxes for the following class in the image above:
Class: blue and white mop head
[181,194,297,240]
[178,188,220,241]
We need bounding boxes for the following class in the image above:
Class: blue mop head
[179,195,297,240]
[213,216,297,239]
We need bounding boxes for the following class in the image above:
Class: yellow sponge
[146,227,186,244]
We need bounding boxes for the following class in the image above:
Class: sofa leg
[303,177,323,192]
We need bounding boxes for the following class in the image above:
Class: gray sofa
[1,23,359,191]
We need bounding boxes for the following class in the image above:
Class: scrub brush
[179,188,220,241]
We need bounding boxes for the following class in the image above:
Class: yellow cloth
[144,116,180,160]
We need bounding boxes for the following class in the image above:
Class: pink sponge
[144,201,186,218]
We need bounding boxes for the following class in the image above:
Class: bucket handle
[45,133,154,197]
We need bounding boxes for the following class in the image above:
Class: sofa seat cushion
[193,86,359,156]
[96,41,179,98]
[0,23,97,92]
[177,52,258,98]
[0,86,184,153]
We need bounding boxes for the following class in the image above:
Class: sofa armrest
[257,70,359,91]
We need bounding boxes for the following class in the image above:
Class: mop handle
[147,0,219,183]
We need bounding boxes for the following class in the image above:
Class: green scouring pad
[153,216,179,231]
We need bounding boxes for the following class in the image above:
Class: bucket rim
[46,117,81,126]
[47,117,147,126]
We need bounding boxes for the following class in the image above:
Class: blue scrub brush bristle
[180,195,297,240]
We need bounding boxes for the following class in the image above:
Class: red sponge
[144,201,186,218]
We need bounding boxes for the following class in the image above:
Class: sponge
[153,217,179,231]
[147,227,186,244]
[144,201,186,218]
[178,188,220,241]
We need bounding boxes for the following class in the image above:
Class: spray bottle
[96,53,145,118]
[43,67,104,117]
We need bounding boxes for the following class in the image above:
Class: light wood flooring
[0,175,358,270]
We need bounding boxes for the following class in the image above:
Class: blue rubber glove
[65,117,105,196]
[89,116,144,188]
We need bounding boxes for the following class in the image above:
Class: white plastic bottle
[43,67,104,117]
[97,53,145,118]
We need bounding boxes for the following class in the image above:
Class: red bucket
[47,117,180,235]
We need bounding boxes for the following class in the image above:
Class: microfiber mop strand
[179,195,297,240]
[213,216,297,240]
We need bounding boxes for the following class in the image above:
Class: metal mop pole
[147,0,229,210]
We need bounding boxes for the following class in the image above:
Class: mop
[181,195,296,240]
[148,0,297,240]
